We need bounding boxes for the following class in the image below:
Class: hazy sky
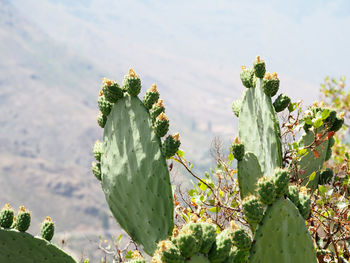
[11,0,350,135]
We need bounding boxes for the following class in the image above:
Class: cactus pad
[248,198,317,263]
[0,228,76,263]
[101,94,173,255]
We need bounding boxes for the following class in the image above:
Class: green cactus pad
[208,230,233,263]
[257,176,276,205]
[0,204,14,228]
[16,207,31,232]
[0,228,76,263]
[143,84,160,109]
[273,168,289,198]
[200,223,217,255]
[298,129,329,190]
[273,93,291,112]
[240,67,254,88]
[91,162,101,181]
[40,217,55,241]
[248,198,317,263]
[97,112,107,128]
[325,136,335,161]
[330,117,344,132]
[238,77,282,177]
[98,95,113,116]
[188,254,210,263]
[102,79,123,103]
[101,95,173,255]
[237,152,263,199]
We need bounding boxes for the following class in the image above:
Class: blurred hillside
[0,1,225,260]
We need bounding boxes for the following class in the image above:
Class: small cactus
[143,84,160,109]
[231,137,244,161]
[253,56,266,78]
[240,66,254,88]
[16,206,31,232]
[162,133,181,158]
[41,216,55,241]
[122,68,141,96]
[154,113,170,137]
[0,203,14,228]
[150,99,165,122]
[257,176,276,205]
[262,72,279,97]
[102,78,123,103]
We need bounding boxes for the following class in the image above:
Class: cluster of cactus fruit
[1,56,344,262]
[0,203,75,262]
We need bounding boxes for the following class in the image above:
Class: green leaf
[305,118,313,125]
[298,148,307,156]
[309,172,316,182]
[288,102,297,112]
[314,118,323,129]
[125,250,133,259]
[199,182,208,192]
[177,149,185,157]
[321,109,330,120]
[188,189,196,197]
[228,153,234,164]
[318,185,327,196]
[208,207,221,213]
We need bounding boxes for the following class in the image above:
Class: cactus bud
[16,206,31,232]
[200,222,216,254]
[98,95,113,116]
[92,162,102,181]
[242,196,265,225]
[0,203,14,228]
[240,66,254,88]
[253,56,266,78]
[150,99,165,121]
[122,68,141,96]
[154,113,169,137]
[97,112,107,128]
[153,240,184,263]
[257,176,276,205]
[208,229,232,263]
[232,137,245,161]
[232,98,242,118]
[93,140,103,162]
[274,168,289,198]
[273,93,291,112]
[162,133,181,158]
[173,228,198,258]
[231,228,252,251]
[102,78,123,103]
[41,216,55,241]
[287,185,300,207]
[298,192,311,220]
[143,84,160,109]
[262,72,279,97]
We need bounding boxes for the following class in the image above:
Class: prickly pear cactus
[232,56,318,263]
[0,204,76,263]
[151,217,252,263]
[94,72,180,255]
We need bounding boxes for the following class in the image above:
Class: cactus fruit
[240,66,254,88]
[122,68,142,96]
[319,168,334,185]
[232,98,242,118]
[97,72,174,255]
[150,99,165,121]
[253,56,266,78]
[91,162,101,181]
[248,198,317,263]
[154,112,170,137]
[102,78,123,103]
[0,228,76,263]
[199,222,217,254]
[208,230,234,263]
[273,93,291,112]
[273,168,289,198]
[16,206,31,232]
[144,84,160,109]
[242,196,265,226]
[262,72,279,97]
[162,133,181,158]
[153,240,184,263]
[231,137,244,161]
[93,140,103,162]
[97,112,107,128]
[231,227,252,251]
[287,185,300,207]
[257,176,276,205]
[98,94,113,116]
[41,216,55,241]
[0,203,14,228]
